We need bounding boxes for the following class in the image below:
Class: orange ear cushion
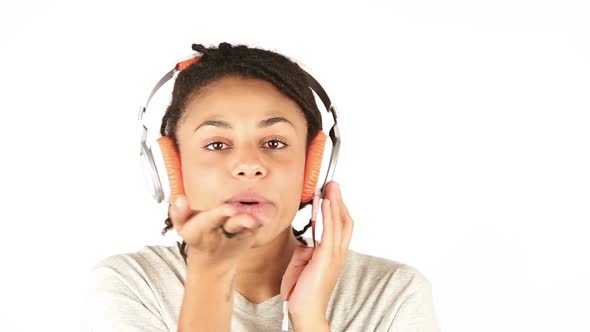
[301,131,327,203]
[157,136,185,205]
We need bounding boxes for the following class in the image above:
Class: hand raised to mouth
[169,196,268,267]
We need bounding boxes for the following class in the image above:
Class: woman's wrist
[186,246,238,276]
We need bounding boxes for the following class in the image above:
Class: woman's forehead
[188,77,299,109]
[182,77,307,129]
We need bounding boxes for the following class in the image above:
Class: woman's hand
[169,196,267,269]
[280,181,354,328]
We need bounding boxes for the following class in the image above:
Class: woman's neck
[233,227,304,304]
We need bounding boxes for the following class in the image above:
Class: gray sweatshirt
[82,238,440,331]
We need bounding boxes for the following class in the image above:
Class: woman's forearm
[178,256,237,332]
[292,317,331,332]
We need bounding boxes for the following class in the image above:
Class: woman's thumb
[289,245,315,267]
[169,196,191,231]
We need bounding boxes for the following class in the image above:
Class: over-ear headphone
[137,47,341,209]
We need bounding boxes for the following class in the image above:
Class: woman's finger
[178,203,237,242]
[320,198,333,247]
[169,196,197,233]
[339,196,354,251]
[333,185,353,250]
[288,245,315,267]
[222,213,262,234]
[280,245,314,300]
[331,185,343,252]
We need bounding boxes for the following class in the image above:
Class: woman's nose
[232,148,267,179]
[233,164,266,178]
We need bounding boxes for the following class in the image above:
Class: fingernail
[259,215,270,225]
[175,196,186,210]
[333,182,341,196]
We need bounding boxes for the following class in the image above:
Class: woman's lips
[229,202,272,224]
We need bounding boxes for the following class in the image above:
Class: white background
[1,1,589,331]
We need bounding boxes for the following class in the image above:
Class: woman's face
[175,76,308,245]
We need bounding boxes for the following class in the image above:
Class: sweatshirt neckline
[233,290,283,316]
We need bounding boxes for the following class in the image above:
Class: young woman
[83,42,440,332]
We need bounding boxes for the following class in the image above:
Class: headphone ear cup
[156,136,185,204]
[301,131,327,203]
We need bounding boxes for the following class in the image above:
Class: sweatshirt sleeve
[387,268,440,332]
[81,262,169,332]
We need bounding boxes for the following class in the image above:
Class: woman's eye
[204,139,287,151]
[205,142,229,151]
[265,139,287,149]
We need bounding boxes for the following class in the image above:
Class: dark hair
[159,42,323,261]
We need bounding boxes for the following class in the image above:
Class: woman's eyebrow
[194,116,294,133]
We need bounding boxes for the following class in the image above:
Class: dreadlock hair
[159,42,323,262]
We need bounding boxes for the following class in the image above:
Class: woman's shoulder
[87,242,186,286]
[335,249,439,330]
[83,244,186,331]
[300,236,433,299]
[322,244,436,329]
[302,236,430,288]
[344,248,432,289]
[330,244,434,310]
